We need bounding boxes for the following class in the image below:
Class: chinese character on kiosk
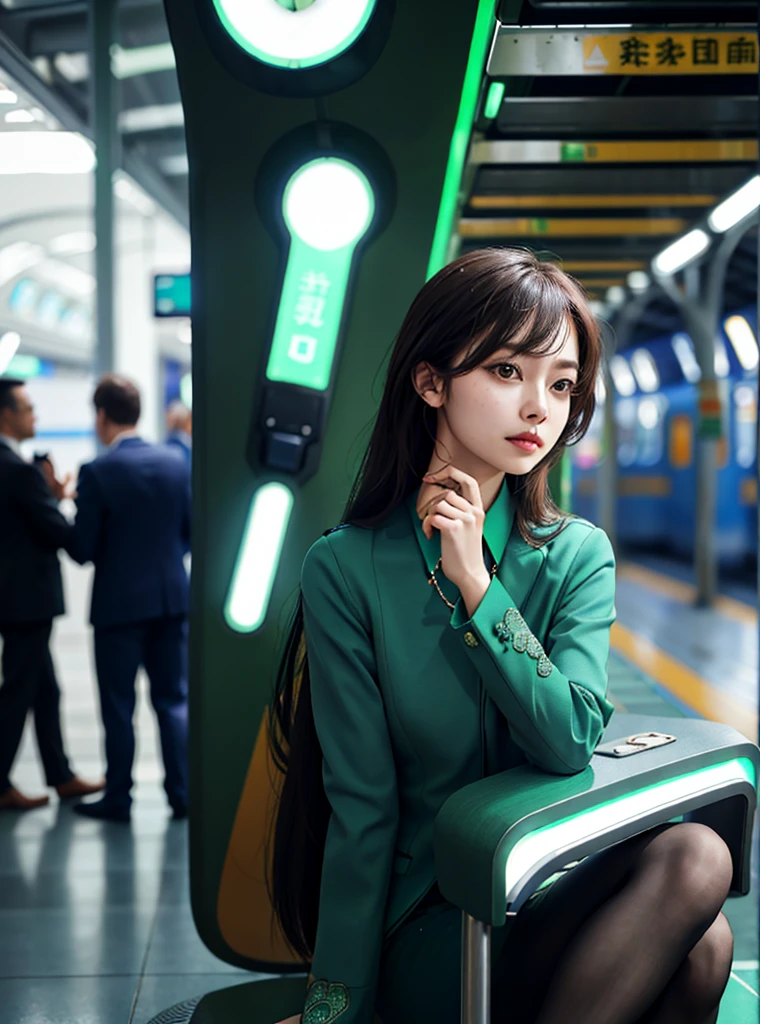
[727,36,757,65]
[656,36,686,66]
[692,38,719,65]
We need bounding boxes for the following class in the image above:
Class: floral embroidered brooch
[303,979,350,1023]
[494,608,554,678]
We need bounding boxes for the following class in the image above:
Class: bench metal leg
[461,912,490,1024]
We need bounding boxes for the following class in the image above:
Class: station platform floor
[0,558,757,1024]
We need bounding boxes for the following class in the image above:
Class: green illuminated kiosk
[154,3,758,1022]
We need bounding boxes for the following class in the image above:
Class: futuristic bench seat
[146,714,757,1024]
[434,714,759,1024]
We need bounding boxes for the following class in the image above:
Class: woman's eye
[552,379,576,394]
[493,363,519,380]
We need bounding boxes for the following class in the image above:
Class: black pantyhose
[495,822,734,1024]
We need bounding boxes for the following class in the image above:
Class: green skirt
[375,876,561,1024]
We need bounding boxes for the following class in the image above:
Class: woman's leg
[494,822,733,1024]
[636,912,734,1024]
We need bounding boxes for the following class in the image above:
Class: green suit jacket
[299,480,616,1024]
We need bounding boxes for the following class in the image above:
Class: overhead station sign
[488,29,758,77]
[583,32,758,75]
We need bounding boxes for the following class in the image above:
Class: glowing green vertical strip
[426,1,498,279]
[484,80,505,120]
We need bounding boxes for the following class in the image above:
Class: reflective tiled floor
[0,559,757,1023]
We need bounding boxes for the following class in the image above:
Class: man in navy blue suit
[68,375,191,822]
[165,400,192,464]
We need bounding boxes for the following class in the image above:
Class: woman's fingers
[423,467,482,510]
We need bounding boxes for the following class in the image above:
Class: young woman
[270,249,734,1024]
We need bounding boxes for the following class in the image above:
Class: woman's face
[424,319,580,479]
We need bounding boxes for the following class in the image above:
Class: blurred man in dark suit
[165,400,192,465]
[69,375,191,822]
[0,378,104,810]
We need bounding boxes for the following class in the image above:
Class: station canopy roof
[0,0,756,344]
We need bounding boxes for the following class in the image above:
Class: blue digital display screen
[154,273,191,318]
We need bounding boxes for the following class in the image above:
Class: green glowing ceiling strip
[211,0,376,70]
[426,1,498,279]
[225,482,294,633]
[505,757,755,895]
[266,158,374,391]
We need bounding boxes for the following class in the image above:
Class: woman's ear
[412,362,445,408]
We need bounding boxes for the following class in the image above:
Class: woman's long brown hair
[267,248,602,961]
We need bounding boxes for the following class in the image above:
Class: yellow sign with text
[582,32,758,74]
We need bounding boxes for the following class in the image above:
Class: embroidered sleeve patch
[494,608,553,677]
[303,979,350,1023]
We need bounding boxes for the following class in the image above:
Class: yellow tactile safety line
[617,563,758,628]
[610,622,758,741]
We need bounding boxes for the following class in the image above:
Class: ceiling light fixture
[652,229,710,276]
[0,132,94,175]
[708,176,760,233]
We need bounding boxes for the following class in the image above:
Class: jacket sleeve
[12,460,72,552]
[67,463,104,565]
[450,526,616,775]
[300,534,398,1024]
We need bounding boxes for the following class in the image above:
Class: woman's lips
[507,437,540,452]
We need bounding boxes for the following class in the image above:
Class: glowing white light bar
[176,322,192,346]
[113,173,156,216]
[160,153,189,176]
[225,482,294,633]
[506,758,754,897]
[36,260,95,298]
[627,270,650,293]
[48,231,97,256]
[671,333,701,383]
[605,285,626,308]
[708,176,760,233]
[111,43,177,79]
[630,348,659,393]
[594,371,606,404]
[212,0,376,70]
[5,109,35,123]
[0,242,44,288]
[53,53,88,83]
[0,132,94,175]
[609,355,636,397]
[637,396,660,430]
[652,229,710,276]
[0,88,18,105]
[119,102,184,133]
[724,315,759,371]
[0,331,21,375]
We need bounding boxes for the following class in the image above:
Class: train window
[574,404,603,470]
[724,316,759,372]
[636,395,667,466]
[616,398,637,465]
[734,384,756,469]
[669,414,692,469]
[671,333,701,383]
[630,348,660,393]
[714,336,730,378]
[609,355,636,397]
[9,277,39,316]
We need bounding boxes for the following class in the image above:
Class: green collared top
[299,480,616,1024]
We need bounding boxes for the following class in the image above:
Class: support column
[659,227,748,607]
[89,0,120,379]
[598,328,618,552]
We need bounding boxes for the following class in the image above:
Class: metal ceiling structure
[0,0,188,213]
[463,0,758,344]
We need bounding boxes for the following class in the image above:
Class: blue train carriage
[571,306,758,567]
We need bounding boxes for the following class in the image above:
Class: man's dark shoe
[72,798,130,823]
